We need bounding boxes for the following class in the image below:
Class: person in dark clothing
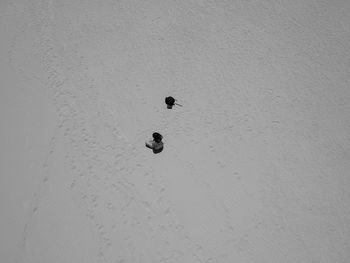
[165,96,183,109]
[165,96,176,109]
[145,132,164,154]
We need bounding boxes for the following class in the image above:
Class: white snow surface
[1,0,350,262]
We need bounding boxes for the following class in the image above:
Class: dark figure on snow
[165,96,176,109]
[145,132,164,154]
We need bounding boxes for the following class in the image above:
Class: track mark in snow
[16,132,57,263]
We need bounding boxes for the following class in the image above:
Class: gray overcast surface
[1,0,350,262]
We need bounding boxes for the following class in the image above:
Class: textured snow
[1,0,350,262]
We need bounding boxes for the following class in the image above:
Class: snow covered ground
[1,0,350,262]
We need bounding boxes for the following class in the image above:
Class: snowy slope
[1,0,350,262]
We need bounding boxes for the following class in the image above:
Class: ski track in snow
[15,133,58,263]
